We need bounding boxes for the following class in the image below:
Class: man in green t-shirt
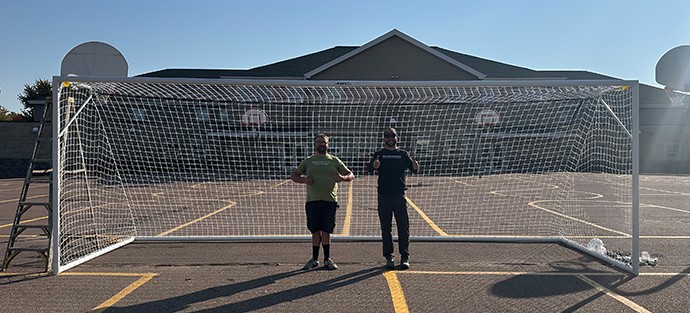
[291,133,354,270]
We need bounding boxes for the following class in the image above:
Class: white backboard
[61,41,128,77]
[656,45,690,92]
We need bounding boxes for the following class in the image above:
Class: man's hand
[291,171,313,185]
[373,155,380,170]
[334,171,355,183]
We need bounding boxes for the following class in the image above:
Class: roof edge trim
[304,29,487,79]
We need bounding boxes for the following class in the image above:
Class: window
[666,144,680,159]
[218,109,230,122]
[132,108,146,121]
[195,108,210,121]
[415,139,431,157]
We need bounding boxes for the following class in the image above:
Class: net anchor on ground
[2,99,53,272]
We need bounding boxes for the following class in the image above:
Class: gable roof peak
[304,29,486,79]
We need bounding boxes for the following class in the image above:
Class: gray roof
[137,29,632,85]
[137,46,355,79]
[138,45,564,80]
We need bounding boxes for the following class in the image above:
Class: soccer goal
[52,77,639,274]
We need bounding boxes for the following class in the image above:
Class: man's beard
[384,140,396,148]
[316,146,328,154]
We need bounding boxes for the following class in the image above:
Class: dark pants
[378,193,410,259]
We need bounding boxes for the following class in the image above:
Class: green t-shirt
[296,154,350,202]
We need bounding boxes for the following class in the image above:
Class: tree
[18,78,52,121]
[0,105,25,121]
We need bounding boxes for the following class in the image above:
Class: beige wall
[312,36,478,81]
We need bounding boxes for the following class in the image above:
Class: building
[1,29,687,178]
[138,29,689,174]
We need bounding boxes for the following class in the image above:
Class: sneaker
[400,259,410,270]
[324,258,338,270]
[302,258,319,270]
[385,257,396,269]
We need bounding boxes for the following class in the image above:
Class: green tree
[0,105,12,121]
[0,105,25,121]
[18,78,52,120]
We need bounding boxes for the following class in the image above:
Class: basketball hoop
[665,86,688,107]
[241,109,269,126]
[474,109,500,127]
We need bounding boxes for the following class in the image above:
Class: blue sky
[1,0,689,113]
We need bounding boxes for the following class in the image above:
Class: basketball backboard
[61,41,128,77]
[656,45,690,92]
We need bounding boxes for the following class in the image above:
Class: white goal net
[53,78,639,274]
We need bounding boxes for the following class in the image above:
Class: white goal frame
[51,77,639,275]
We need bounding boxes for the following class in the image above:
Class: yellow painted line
[0,216,49,229]
[59,272,158,313]
[155,179,300,237]
[576,274,650,313]
[405,195,448,236]
[191,179,290,189]
[156,202,236,236]
[340,181,354,236]
[91,273,157,313]
[391,270,664,312]
[272,180,291,187]
[0,194,49,204]
[383,271,409,313]
[0,271,49,277]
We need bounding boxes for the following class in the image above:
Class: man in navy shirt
[368,128,419,269]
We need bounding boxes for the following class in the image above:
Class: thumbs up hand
[373,154,381,170]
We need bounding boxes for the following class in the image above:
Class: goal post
[51,77,639,274]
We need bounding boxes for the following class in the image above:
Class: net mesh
[665,86,688,106]
[55,79,636,272]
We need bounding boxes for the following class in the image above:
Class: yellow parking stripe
[405,195,448,236]
[383,271,409,313]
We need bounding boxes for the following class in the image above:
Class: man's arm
[411,158,420,173]
[334,169,355,182]
[367,152,380,173]
[290,169,313,185]
[406,151,419,174]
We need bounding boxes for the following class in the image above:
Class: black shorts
[305,200,338,233]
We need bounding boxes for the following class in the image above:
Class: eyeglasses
[384,134,396,138]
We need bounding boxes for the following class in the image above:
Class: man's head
[315,133,329,154]
[383,128,398,148]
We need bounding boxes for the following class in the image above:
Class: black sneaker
[324,258,338,270]
[302,258,319,270]
[385,257,396,269]
[400,259,410,270]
